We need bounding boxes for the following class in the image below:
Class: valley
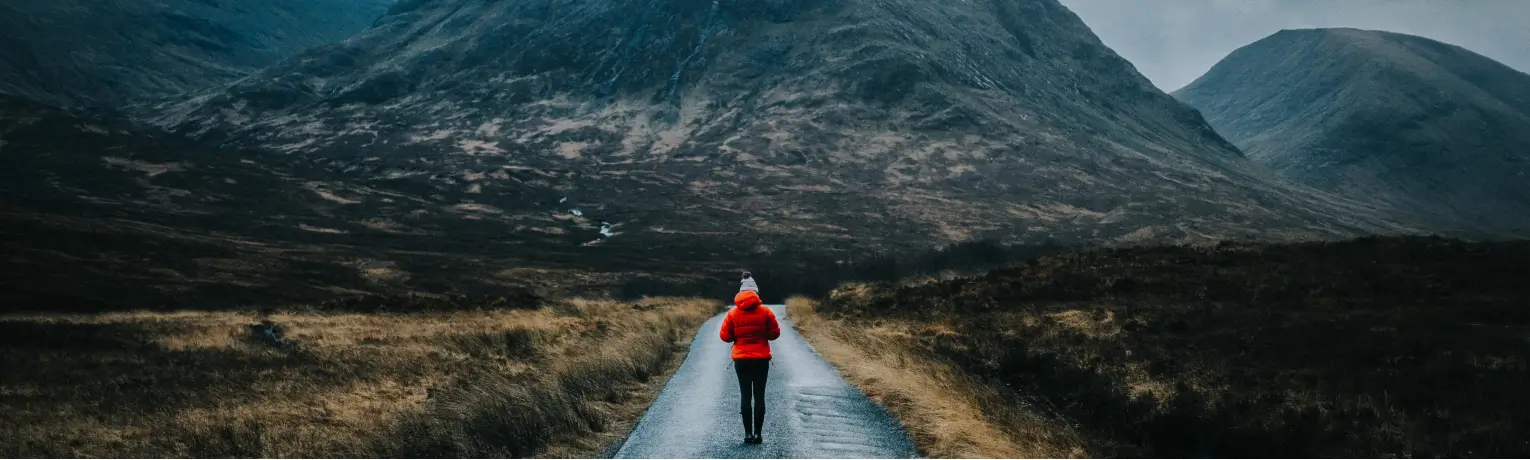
[2,1,1528,458]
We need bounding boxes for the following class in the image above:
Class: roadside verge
[786,296,1086,458]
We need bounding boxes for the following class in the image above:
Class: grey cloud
[1058,0,1530,91]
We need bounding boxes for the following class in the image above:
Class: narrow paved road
[614,305,918,459]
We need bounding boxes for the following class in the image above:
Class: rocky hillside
[152,0,1403,256]
[0,93,724,310]
[1175,28,1530,238]
[0,0,393,109]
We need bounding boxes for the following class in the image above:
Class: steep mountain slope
[1175,28,1530,238]
[0,93,719,310]
[154,0,1401,254]
[0,0,393,109]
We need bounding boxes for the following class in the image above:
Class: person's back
[720,290,780,444]
[722,291,777,357]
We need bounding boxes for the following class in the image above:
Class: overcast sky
[1058,0,1530,91]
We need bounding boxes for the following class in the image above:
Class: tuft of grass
[0,297,715,458]
[804,237,1530,458]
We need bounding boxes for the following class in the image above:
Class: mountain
[1175,28,1530,238]
[1,92,731,310]
[151,0,1400,256]
[0,0,394,109]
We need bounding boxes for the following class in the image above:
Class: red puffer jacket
[720,290,781,360]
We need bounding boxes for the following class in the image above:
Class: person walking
[720,289,780,444]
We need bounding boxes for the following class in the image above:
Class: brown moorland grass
[788,297,1087,458]
[0,297,716,458]
[803,236,1530,458]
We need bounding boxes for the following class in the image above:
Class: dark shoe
[748,434,763,444]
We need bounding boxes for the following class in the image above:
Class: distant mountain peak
[1176,28,1530,238]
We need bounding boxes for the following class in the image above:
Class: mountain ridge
[1175,27,1530,238]
[150,0,1402,253]
[0,0,393,109]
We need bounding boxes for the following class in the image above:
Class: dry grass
[811,237,1530,457]
[788,296,1086,458]
[0,297,717,458]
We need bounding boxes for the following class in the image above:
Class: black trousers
[734,358,770,435]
